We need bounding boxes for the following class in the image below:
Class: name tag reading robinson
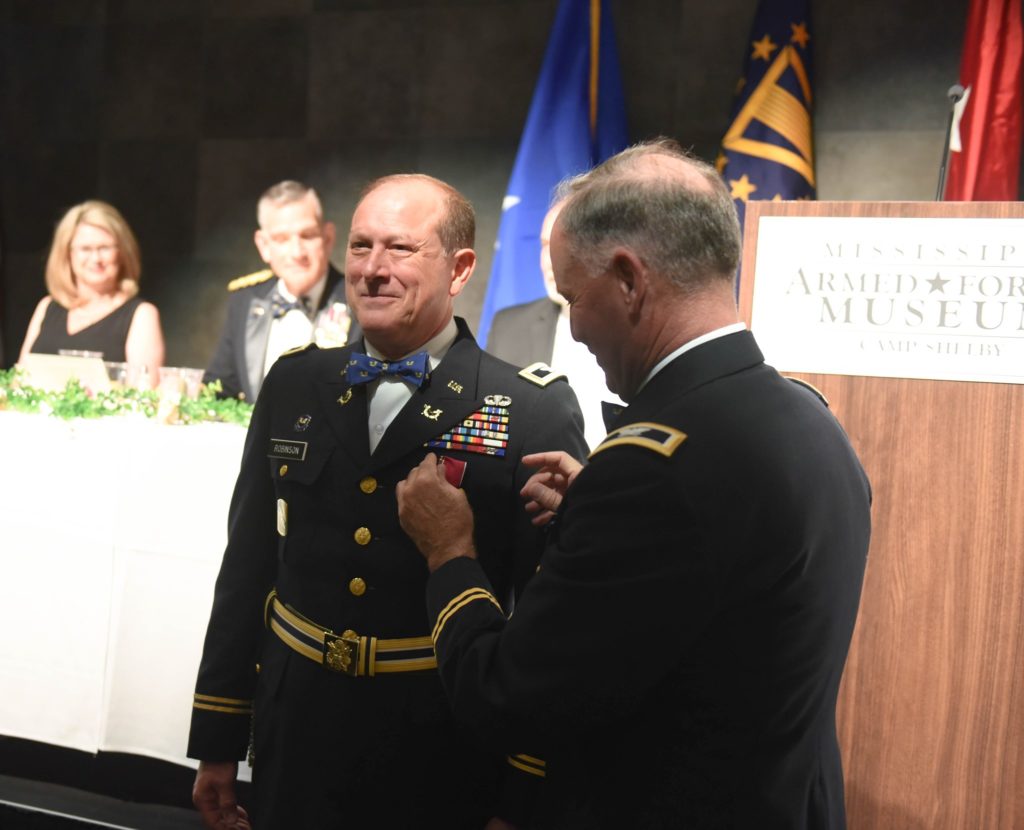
[269,439,308,461]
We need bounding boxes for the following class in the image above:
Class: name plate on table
[750,216,1024,384]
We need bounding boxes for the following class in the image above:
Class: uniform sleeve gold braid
[431,588,503,645]
[507,753,547,778]
[193,693,253,715]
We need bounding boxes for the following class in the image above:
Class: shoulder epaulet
[227,269,274,291]
[280,342,319,359]
[590,421,687,459]
[785,376,830,407]
[517,362,566,387]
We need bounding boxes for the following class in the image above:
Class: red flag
[945,0,1023,200]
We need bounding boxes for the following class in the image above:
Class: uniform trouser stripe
[432,588,503,645]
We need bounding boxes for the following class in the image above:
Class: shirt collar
[635,322,747,395]
[364,316,459,372]
[275,273,327,310]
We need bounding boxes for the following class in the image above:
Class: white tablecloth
[0,411,248,772]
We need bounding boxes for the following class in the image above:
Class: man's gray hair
[555,138,741,292]
[258,180,324,227]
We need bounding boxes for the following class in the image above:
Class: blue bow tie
[271,292,312,319]
[345,351,430,388]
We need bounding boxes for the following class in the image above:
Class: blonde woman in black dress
[19,200,164,385]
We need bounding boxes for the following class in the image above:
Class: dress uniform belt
[266,591,437,676]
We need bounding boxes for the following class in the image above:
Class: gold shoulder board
[518,362,566,387]
[785,376,830,407]
[590,421,687,458]
[227,269,274,291]
[280,343,319,359]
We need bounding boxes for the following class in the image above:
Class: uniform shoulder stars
[227,269,274,291]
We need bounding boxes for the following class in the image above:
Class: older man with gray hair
[398,139,872,829]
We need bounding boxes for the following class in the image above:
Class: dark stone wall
[0,0,976,368]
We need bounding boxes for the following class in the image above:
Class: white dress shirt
[549,306,622,450]
[262,275,327,379]
[363,317,459,453]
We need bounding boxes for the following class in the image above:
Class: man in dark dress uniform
[398,141,872,829]
[189,173,587,828]
[204,180,355,402]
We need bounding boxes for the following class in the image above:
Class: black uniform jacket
[203,264,353,403]
[486,296,559,367]
[427,329,872,829]
[189,318,587,826]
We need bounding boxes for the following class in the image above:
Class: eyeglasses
[71,244,118,259]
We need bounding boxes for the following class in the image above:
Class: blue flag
[718,0,815,234]
[477,0,628,347]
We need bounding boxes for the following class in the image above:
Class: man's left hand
[397,453,477,572]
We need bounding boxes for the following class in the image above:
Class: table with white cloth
[0,411,249,777]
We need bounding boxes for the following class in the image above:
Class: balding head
[345,173,477,358]
[555,138,741,295]
[359,173,475,255]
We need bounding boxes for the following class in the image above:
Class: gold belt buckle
[323,630,360,676]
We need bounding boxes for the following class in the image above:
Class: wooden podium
[739,201,1024,828]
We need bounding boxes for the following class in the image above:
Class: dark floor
[0,777,201,829]
[0,738,250,829]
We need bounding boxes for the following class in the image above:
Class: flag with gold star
[718,0,815,235]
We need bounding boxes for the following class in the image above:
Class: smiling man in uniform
[188,173,586,828]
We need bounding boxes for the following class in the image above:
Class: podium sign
[750,215,1024,384]
[740,201,1024,829]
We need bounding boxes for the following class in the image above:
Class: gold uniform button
[349,577,366,597]
[342,629,357,639]
[279,464,288,476]
[354,526,372,545]
[359,476,378,494]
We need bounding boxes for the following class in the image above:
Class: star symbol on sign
[715,152,728,173]
[927,273,950,293]
[751,34,778,61]
[790,22,810,48]
[730,174,758,202]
